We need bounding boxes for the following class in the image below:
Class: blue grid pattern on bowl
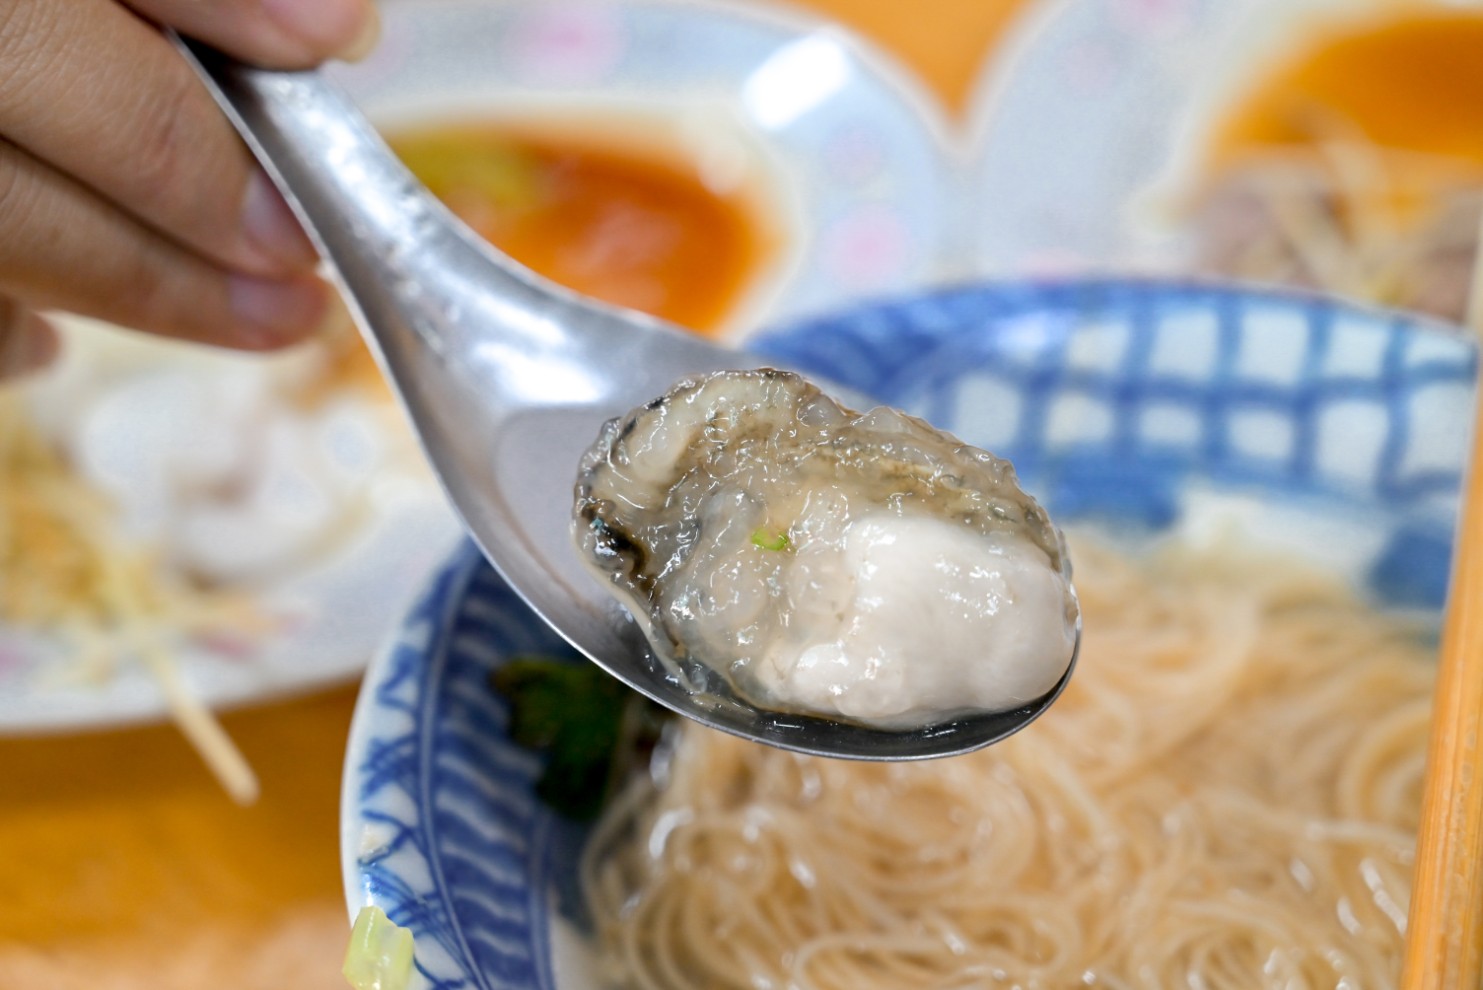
[343,280,1476,990]
[759,280,1475,605]
[760,281,1473,513]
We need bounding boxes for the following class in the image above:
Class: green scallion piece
[343,906,415,990]
[751,529,790,551]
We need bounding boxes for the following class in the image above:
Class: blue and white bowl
[340,280,1474,990]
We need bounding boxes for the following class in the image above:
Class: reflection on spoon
[174,36,1078,760]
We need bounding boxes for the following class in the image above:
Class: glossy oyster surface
[573,369,1077,727]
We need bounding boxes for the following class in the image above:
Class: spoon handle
[176,39,408,257]
[171,34,554,370]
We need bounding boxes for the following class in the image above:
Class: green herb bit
[492,656,668,821]
[343,906,414,990]
[394,136,542,213]
[751,528,790,551]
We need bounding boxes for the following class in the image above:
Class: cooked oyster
[572,369,1078,727]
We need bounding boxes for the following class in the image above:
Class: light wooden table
[0,2,1030,986]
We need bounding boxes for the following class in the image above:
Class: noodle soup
[340,281,1474,990]
[582,533,1428,987]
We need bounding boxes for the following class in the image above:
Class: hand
[0,0,379,377]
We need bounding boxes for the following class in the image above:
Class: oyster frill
[572,369,1077,727]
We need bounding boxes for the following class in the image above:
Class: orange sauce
[795,0,1035,113]
[390,123,780,337]
[1210,8,1483,198]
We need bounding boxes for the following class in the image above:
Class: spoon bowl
[175,37,1076,759]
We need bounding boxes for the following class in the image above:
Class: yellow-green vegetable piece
[750,528,790,551]
[343,905,415,990]
[394,136,541,213]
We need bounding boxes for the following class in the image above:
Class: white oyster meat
[573,369,1078,728]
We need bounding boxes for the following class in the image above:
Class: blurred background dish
[966,0,1483,326]
[0,0,954,741]
[342,279,1473,988]
[0,316,460,737]
[330,0,958,338]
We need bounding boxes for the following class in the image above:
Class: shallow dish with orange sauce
[389,120,785,338]
[330,0,956,341]
[967,0,1483,322]
[1185,6,1483,322]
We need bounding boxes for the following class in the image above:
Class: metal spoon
[174,37,1077,760]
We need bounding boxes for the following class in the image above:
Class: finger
[0,0,317,278]
[0,139,328,351]
[0,299,59,380]
[125,0,381,69]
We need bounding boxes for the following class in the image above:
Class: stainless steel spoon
[174,37,1077,760]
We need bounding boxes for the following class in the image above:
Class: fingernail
[264,0,380,61]
[0,313,59,379]
[240,171,317,273]
[229,275,330,348]
[338,4,382,62]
